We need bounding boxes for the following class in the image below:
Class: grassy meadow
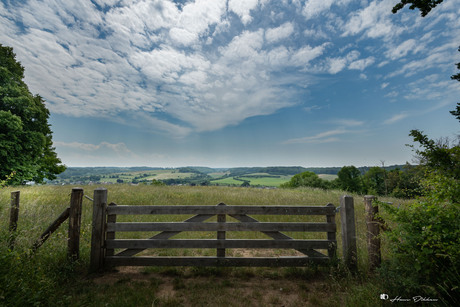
[0,185,410,306]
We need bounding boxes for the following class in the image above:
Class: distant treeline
[57,167,166,179]
[281,163,422,198]
[57,165,406,180]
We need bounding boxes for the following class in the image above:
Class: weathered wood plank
[8,191,20,249]
[217,203,226,257]
[229,214,330,258]
[364,195,381,271]
[115,214,214,257]
[32,207,70,253]
[106,203,117,257]
[68,188,83,261]
[340,195,357,271]
[106,222,336,232]
[105,256,330,267]
[326,203,337,259]
[106,239,332,250]
[107,205,335,216]
[90,188,108,273]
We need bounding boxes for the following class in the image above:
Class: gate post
[340,195,357,271]
[9,191,20,250]
[68,188,84,261]
[364,195,381,271]
[90,188,107,273]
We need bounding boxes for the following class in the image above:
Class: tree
[363,167,387,196]
[392,0,444,17]
[449,46,460,121]
[337,166,363,194]
[281,171,329,189]
[0,44,65,184]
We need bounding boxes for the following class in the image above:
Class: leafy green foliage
[363,167,387,195]
[151,179,166,186]
[392,0,444,17]
[336,166,363,193]
[280,171,331,189]
[379,198,460,303]
[385,164,423,198]
[378,106,460,304]
[449,47,460,122]
[0,44,65,185]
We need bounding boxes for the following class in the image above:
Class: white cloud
[384,113,408,125]
[54,141,142,167]
[169,28,198,46]
[385,39,417,60]
[290,44,328,67]
[349,56,375,70]
[265,22,294,43]
[331,119,365,127]
[388,50,453,78]
[303,0,335,19]
[283,129,348,144]
[303,28,329,39]
[228,0,259,25]
[55,141,132,153]
[328,57,347,74]
[342,0,402,40]
[385,91,399,98]
[219,29,264,60]
[302,0,352,20]
[303,105,323,113]
[1,0,458,146]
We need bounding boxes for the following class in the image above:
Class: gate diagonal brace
[115,214,215,257]
[229,213,326,258]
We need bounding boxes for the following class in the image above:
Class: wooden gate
[90,188,337,272]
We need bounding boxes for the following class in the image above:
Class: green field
[52,166,341,187]
[0,184,414,306]
[211,175,292,187]
[318,174,338,181]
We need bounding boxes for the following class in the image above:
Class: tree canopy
[392,0,444,17]
[0,44,65,184]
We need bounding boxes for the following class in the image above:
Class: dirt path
[92,266,345,306]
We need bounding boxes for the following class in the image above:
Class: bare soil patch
[92,266,344,306]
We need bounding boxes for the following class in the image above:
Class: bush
[280,171,330,189]
[379,172,460,304]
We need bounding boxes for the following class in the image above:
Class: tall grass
[0,185,411,306]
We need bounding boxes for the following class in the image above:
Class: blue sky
[1,0,459,167]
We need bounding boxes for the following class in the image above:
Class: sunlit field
[0,184,410,306]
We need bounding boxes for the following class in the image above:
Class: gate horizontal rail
[106,222,336,232]
[106,205,336,215]
[106,239,334,249]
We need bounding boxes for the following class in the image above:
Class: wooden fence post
[217,203,226,257]
[90,188,107,273]
[9,191,20,250]
[326,203,337,259]
[68,188,84,261]
[340,195,357,271]
[364,195,381,271]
